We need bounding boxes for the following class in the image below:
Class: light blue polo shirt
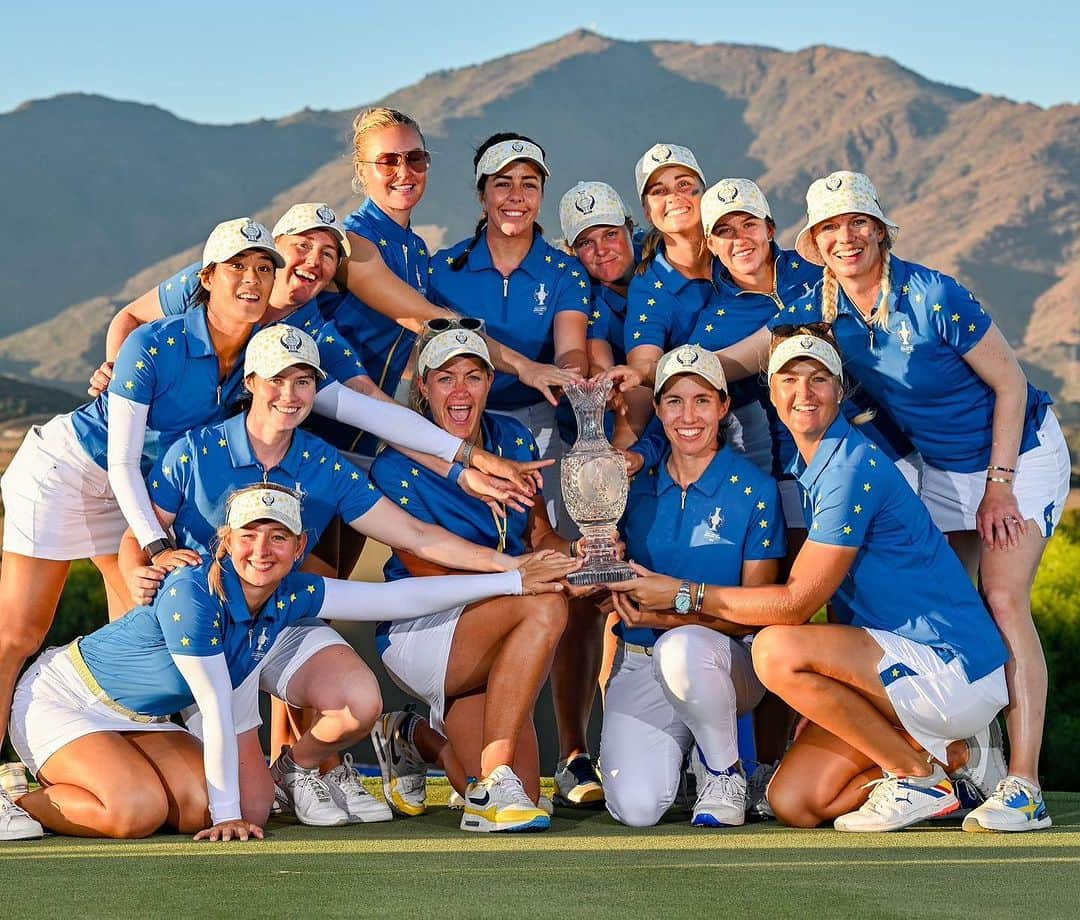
[77,560,325,716]
[776,257,1051,472]
[157,260,368,387]
[149,411,382,560]
[619,445,786,648]
[428,233,592,410]
[370,412,538,583]
[71,308,250,473]
[795,415,1008,681]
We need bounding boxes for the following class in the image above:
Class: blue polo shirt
[620,445,786,648]
[796,415,1007,681]
[776,257,1051,472]
[157,260,367,387]
[428,233,592,410]
[77,560,325,716]
[370,412,538,582]
[71,308,249,473]
[149,412,382,560]
[587,282,630,367]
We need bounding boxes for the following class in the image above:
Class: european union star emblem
[879,662,918,687]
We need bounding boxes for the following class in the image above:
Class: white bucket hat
[418,329,494,377]
[202,218,284,268]
[654,344,728,396]
[701,178,772,234]
[244,325,326,380]
[475,139,549,184]
[634,143,705,199]
[794,171,900,263]
[227,485,303,536]
[559,181,631,246]
[767,333,843,380]
[272,203,351,258]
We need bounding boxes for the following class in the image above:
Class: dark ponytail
[635,228,665,277]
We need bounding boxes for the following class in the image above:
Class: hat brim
[418,346,494,377]
[636,163,706,201]
[654,368,728,397]
[478,154,550,184]
[247,358,327,381]
[794,213,900,265]
[275,222,351,259]
[208,242,287,270]
[703,203,771,235]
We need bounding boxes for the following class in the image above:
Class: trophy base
[567,562,635,587]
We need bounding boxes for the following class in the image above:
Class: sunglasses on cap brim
[423,316,486,334]
[770,321,833,339]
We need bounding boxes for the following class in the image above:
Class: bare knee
[0,617,52,662]
[981,584,1034,630]
[766,769,826,829]
[172,783,211,835]
[528,594,569,639]
[107,786,170,838]
[751,626,803,691]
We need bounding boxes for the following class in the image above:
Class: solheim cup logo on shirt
[825,174,844,192]
[316,205,336,224]
[280,329,304,353]
[575,193,596,215]
[898,318,915,354]
[703,505,725,543]
[715,182,739,204]
[651,145,673,163]
[241,220,264,242]
[533,283,549,314]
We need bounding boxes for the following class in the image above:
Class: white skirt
[10,642,184,776]
[1,414,127,559]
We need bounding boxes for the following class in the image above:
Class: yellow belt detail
[67,642,170,725]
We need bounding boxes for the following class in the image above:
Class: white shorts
[920,411,1070,535]
[378,605,464,734]
[1,414,127,559]
[10,642,184,776]
[866,628,1008,762]
[490,401,571,537]
[180,664,263,740]
[256,618,351,704]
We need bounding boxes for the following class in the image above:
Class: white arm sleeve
[172,652,242,825]
[106,394,168,548]
[312,380,463,462]
[319,570,523,623]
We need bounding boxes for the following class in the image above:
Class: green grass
[4,782,1079,919]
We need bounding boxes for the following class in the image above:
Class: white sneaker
[270,748,350,827]
[1,765,44,841]
[323,754,393,823]
[460,765,550,833]
[746,761,777,821]
[690,747,746,828]
[371,711,428,817]
[834,765,958,832]
[962,775,1052,833]
[448,789,464,810]
[951,720,1007,810]
[537,794,554,816]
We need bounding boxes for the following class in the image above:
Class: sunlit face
[246,364,318,433]
[358,124,428,217]
[707,212,774,282]
[642,166,704,236]
[481,161,543,240]
[202,251,276,324]
[656,374,729,461]
[811,213,886,282]
[769,356,843,441]
[227,520,305,590]
[573,224,635,286]
[419,355,493,443]
[273,229,340,307]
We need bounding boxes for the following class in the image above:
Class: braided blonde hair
[820,233,893,329]
[351,107,425,194]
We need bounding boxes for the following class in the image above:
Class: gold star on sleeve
[399,496,409,505]
[729,475,739,484]
[166,337,176,346]
[545,254,552,263]
[302,450,310,459]
[343,349,352,357]
[124,380,135,390]
[179,454,190,464]
[169,588,177,597]
[843,525,853,535]
[445,256,454,265]
[351,471,359,480]
[418,249,426,256]
[863,482,872,492]
[149,346,158,355]
[212,619,220,628]
[705,324,714,332]
[135,360,145,370]
[791,260,799,269]
[219,438,227,447]
[210,637,219,646]
[319,456,327,464]
[571,270,580,277]
[756,501,766,510]
[558,261,566,269]
[744,486,753,495]
[633,331,641,340]
[172,612,181,621]
[592,311,601,319]
[762,538,771,548]
[969,323,977,332]
[515,437,525,446]
[582,296,589,305]
[638,313,648,322]
[379,238,387,246]
[716,308,726,317]
[400,479,409,489]
[578,280,586,288]
[951,313,960,322]
[854,504,862,513]
[410,468,420,476]
[289,594,296,603]
[654,280,663,289]
[152,479,159,489]
[869,458,877,467]
[201,447,208,455]
[277,600,285,609]
[333,462,341,471]
[428,266,434,275]
[181,636,191,647]
[759,519,769,528]
[647,298,656,306]
[306,584,316,594]
[932,303,942,312]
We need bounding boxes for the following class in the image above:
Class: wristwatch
[143,537,173,560]
[673,581,693,615]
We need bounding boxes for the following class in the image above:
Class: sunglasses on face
[771,321,833,340]
[358,149,432,177]
[423,316,486,334]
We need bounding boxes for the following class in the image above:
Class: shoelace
[857,774,903,816]
[701,771,746,808]
[991,777,1033,805]
[565,757,599,786]
[327,757,369,797]
[295,772,335,803]
[0,792,31,817]
[490,773,536,808]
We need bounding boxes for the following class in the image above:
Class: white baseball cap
[654,344,728,396]
[475,139,550,184]
[559,181,631,246]
[244,325,326,380]
[226,484,303,536]
[701,178,773,234]
[202,218,284,268]
[794,171,900,263]
[418,328,494,377]
[634,143,705,199]
[272,203,351,258]
[767,333,844,380]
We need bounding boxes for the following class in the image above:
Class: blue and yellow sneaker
[460,765,550,833]
[834,765,958,832]
[962,775,1052,832]
[554,754,605,808]
[371,711,428,817]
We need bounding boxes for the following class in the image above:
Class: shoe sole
[691,814,745,828]
[552,789,605,809]
[962,813,1053,833]
[0,827,45,840]
[371,718,426,818]
[460,813,550,833]
[294,814,352,827]
[835,797,959,832]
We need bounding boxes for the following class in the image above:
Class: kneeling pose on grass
[7,484,572,841]
[609,329,1009,832]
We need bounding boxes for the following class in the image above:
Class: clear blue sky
[5,1,1076,123]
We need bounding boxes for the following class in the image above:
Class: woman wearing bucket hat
[0,217,284,840]
[609,328,1011,833]
[781,170,1069,832]
[7,482,574,840]
[368,327,582,832]
[599,344,784,828]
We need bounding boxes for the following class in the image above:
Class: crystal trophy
[559,380,634,586]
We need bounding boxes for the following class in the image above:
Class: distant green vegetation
[0,374,78,423]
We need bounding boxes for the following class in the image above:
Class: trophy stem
[566,524,634,586]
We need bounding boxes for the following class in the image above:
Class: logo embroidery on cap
[575,193,596,215]
[241,221,263,242]
[825,175,844,192]
[511,141,525,153]
[716,182,739,203]
[651,145,673,163]
[675,345,700,366]
[800,336,816,349]
[315,205,336,224]
[280,329,304,353]
[454,332,469,344]
[261,493,276,507]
